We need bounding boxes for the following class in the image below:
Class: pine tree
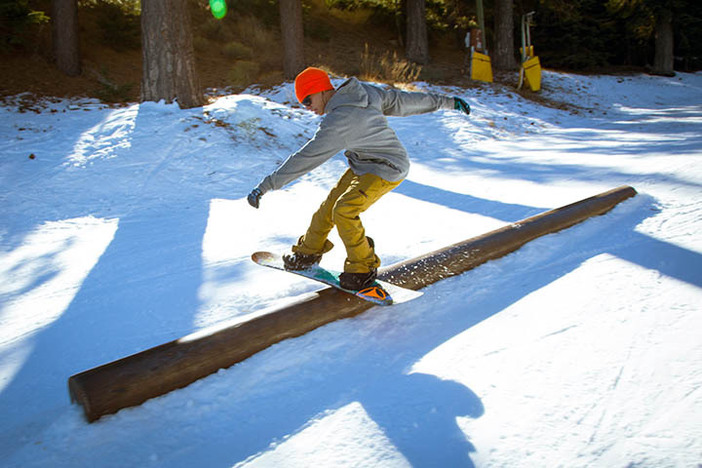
[279,0,305,79]
[51,0,81,76]
[494,0,517,70]
[406,0,430,64]
[141,0,203,109]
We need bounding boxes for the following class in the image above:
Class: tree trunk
[51,0,81,76]
[141,0,203,109]
[652,8,675,76]
[406,0,429,65]
[493,0,517,71]
[279,0,306,80]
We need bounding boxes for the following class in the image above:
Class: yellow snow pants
[292,169,402,273]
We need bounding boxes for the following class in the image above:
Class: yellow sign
[523,56,541,91]
[471,51,493,83]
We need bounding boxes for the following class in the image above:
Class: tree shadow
[0,205,212,459]
[0,101,259,459]
[616,231,702,288]
[395,179,542,222]
[397,183,702,289]
[398,87,702,192]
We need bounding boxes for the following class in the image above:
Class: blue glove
[454,97,470,115]
[247,187,263,208]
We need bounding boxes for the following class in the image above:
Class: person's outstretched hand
[454,97,471,115]
[247,188,263,208]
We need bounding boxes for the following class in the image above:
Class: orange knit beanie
[294,67,334,103]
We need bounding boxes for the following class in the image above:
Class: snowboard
[251,251,422,306]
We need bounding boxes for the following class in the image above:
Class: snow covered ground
[1,70,701,467]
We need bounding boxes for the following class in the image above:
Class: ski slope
[1,71,701,467]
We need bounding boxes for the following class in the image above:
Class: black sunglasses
[302,95,312,107]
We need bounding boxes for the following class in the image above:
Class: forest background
[1,0,702,104]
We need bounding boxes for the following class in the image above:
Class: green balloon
[210,0,227,19]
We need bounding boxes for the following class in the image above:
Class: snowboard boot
[339,269,377,291]
[282,252,322,271]
[339,236,377,290]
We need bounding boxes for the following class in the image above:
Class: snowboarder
[247,67,471,290]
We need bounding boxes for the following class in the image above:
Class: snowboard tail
[251,251,421,306]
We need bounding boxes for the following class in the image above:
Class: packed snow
[1,71,701,467]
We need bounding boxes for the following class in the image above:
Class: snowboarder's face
[302,92,327,116]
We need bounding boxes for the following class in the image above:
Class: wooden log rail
[69,185,637,422]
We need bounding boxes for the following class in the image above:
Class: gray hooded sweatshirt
[257,77,455,194]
